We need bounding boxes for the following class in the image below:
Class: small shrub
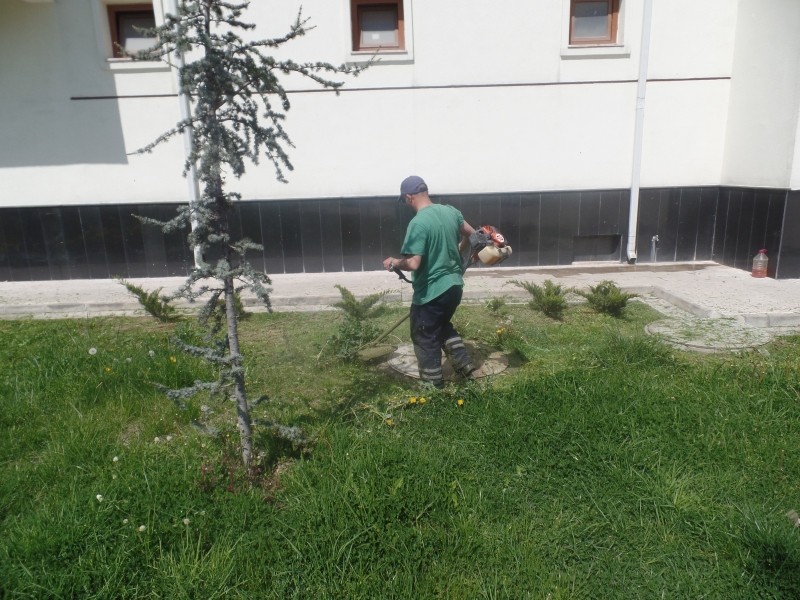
[485,297,507,313]
[326,285,390,359]
[510,279,568,319]
[578,280,637,317]
[116,277,179,323]
[332,285,388,320]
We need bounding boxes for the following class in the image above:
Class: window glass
[573,2,609,39]
[119,13,157,52]
[360,9,397,47]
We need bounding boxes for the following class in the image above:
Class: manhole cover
[645,319,772,353]
[385,342,509,380]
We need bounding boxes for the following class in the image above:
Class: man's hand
[382,257,396,271]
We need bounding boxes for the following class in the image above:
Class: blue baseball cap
[398,175,428,202]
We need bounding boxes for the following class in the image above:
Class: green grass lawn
[1,301,800,598]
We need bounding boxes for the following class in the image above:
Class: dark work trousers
[409,285,473,388]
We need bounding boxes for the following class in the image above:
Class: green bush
[510,279,568,319]
[484,296,507,313]
[578,280,638,317]
[116,278,179,323]
[327,285,390,359]
[332,285,388,320]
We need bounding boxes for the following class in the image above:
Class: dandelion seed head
[123,518,128,524]
[113,456,119,462]
[126,357,132,363]
[154,437,162,443]
[200,511,206,516]
[138,525,147,532]
[96,494,103,502]
[183,518,190,525]
[148,350,155,357]
[112,474,117,479]
[89,348,97,355]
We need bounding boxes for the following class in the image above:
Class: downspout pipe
[166,0,203,267]
[626,0,655,263]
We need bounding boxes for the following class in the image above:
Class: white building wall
[0,0,753,208]
[721,0,800,189]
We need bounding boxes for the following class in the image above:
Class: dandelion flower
[170,356,177,363]
[89,348,97,355]
[105,367,111,372]
[148,350,155,357]
[386,419,393,425]
[409,398,417,404]
[113,456,119,462]
[96,494,103,502]
[138,525,147,532]
[457,399,464,406]
[419,397,426,404]
[183,518,190,525]
[123,519,129,524]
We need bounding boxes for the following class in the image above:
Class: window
[107,3,157,58]
[351,0,404,52]
[569,0,619,45]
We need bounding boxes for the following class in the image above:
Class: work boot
[455,362,477,380]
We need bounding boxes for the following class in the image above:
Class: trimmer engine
[463,225,513,273]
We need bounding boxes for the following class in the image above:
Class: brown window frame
[107,3,156,58]
[351,0,404,52]
[569,0,620,46]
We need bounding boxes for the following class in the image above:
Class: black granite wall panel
[259,201,285,275]
[499,194,522,267]
[674,188,700,262]
[765,192,786,279]
[61,206,91,280]
[2,187,797,281]
[539,193,560,266]
[0,217,11,282]
[695,188,718,261]
[299,200,323,274]
[777,191,800,279]
[19,208,50,280]
[39,207,70,280]
[517,193,540,266]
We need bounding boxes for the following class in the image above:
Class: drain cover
[385,342,509,380]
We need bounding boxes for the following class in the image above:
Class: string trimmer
[356,225,513,362]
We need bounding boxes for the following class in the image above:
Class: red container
[752,249,768,278]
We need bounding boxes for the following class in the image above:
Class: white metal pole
[167,0,203,267]
[626,0,655,263]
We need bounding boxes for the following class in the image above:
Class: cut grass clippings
[1,303,800,598]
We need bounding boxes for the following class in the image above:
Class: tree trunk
[225,275,253,467]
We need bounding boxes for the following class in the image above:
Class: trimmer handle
[393,266,413,284]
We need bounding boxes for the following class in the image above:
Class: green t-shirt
[400,204,464,305]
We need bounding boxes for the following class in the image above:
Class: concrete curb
[1,283,798,327]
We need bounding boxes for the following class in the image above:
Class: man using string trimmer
[382,176,512,388]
